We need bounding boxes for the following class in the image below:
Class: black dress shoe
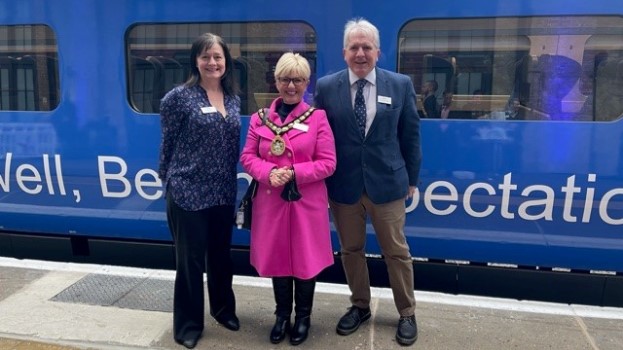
[336,306,371,336]
[289,316,310,345]
[396,315,418,346]
[175,337,199,349]
[270,315,291,344]
[214,313,240,331]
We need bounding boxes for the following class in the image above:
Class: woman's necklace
[258,107,315,156]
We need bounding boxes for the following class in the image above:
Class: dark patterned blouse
[158,84,241,211]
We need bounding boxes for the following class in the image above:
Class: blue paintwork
[1,0,622,272]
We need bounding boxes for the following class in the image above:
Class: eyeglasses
[277,77,306,86]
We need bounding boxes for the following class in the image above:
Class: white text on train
[0,152,67,195]
[4,154,621,225]
[406,173,623,225]
[96,156,623,226]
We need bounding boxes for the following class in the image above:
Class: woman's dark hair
[185,33,238,96]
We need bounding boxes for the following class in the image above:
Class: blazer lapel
[367,68,389,137]
[338,71,364,138]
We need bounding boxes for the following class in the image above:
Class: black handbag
[281,176,302,201]
[235,179,258,230]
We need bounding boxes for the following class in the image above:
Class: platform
[1,257,622,350]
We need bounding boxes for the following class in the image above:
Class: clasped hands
[269,166,294,187]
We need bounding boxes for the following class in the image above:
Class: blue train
[1,0,622,306]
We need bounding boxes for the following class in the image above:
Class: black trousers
[166,193,236,341]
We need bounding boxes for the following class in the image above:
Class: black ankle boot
[270,315,291,344]
[271,278,293,344]
[290,278,315,345]
[289,316,310,345]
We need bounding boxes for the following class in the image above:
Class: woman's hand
[269,166,294,187]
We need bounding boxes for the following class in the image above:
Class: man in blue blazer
[314,18,421,346]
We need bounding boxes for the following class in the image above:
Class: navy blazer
[314,68,422,205]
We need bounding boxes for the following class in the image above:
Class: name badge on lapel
[378,95,392,105]
[292,122,309,132]
[201,106,217,114]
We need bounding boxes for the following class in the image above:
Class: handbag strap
[243,179,258,200]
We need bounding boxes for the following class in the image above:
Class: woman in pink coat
[240,52,336,346]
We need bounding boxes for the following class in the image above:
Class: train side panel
[1,0,622,277]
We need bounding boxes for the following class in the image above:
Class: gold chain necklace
[258,107,315,156]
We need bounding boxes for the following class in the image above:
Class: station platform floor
[1,257,622,350]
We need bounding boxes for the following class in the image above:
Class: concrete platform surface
[1,257,622,350]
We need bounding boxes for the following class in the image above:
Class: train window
[398,17,623,121]
[0,25,59,111]
[126,23,317,115]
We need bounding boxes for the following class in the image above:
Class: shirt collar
[349,68,376,86]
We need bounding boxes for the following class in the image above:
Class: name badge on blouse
[201,106,217,114]
[292,122,309,132]
[378,95,392,105]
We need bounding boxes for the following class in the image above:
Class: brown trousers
[330,194,416,316]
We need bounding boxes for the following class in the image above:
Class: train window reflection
[398,17,623,121]
[0,25,59,111]
[126,23,317,115]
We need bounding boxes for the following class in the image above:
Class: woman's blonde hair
[274,52,311,80]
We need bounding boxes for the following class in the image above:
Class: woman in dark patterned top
[158,33,241,350]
